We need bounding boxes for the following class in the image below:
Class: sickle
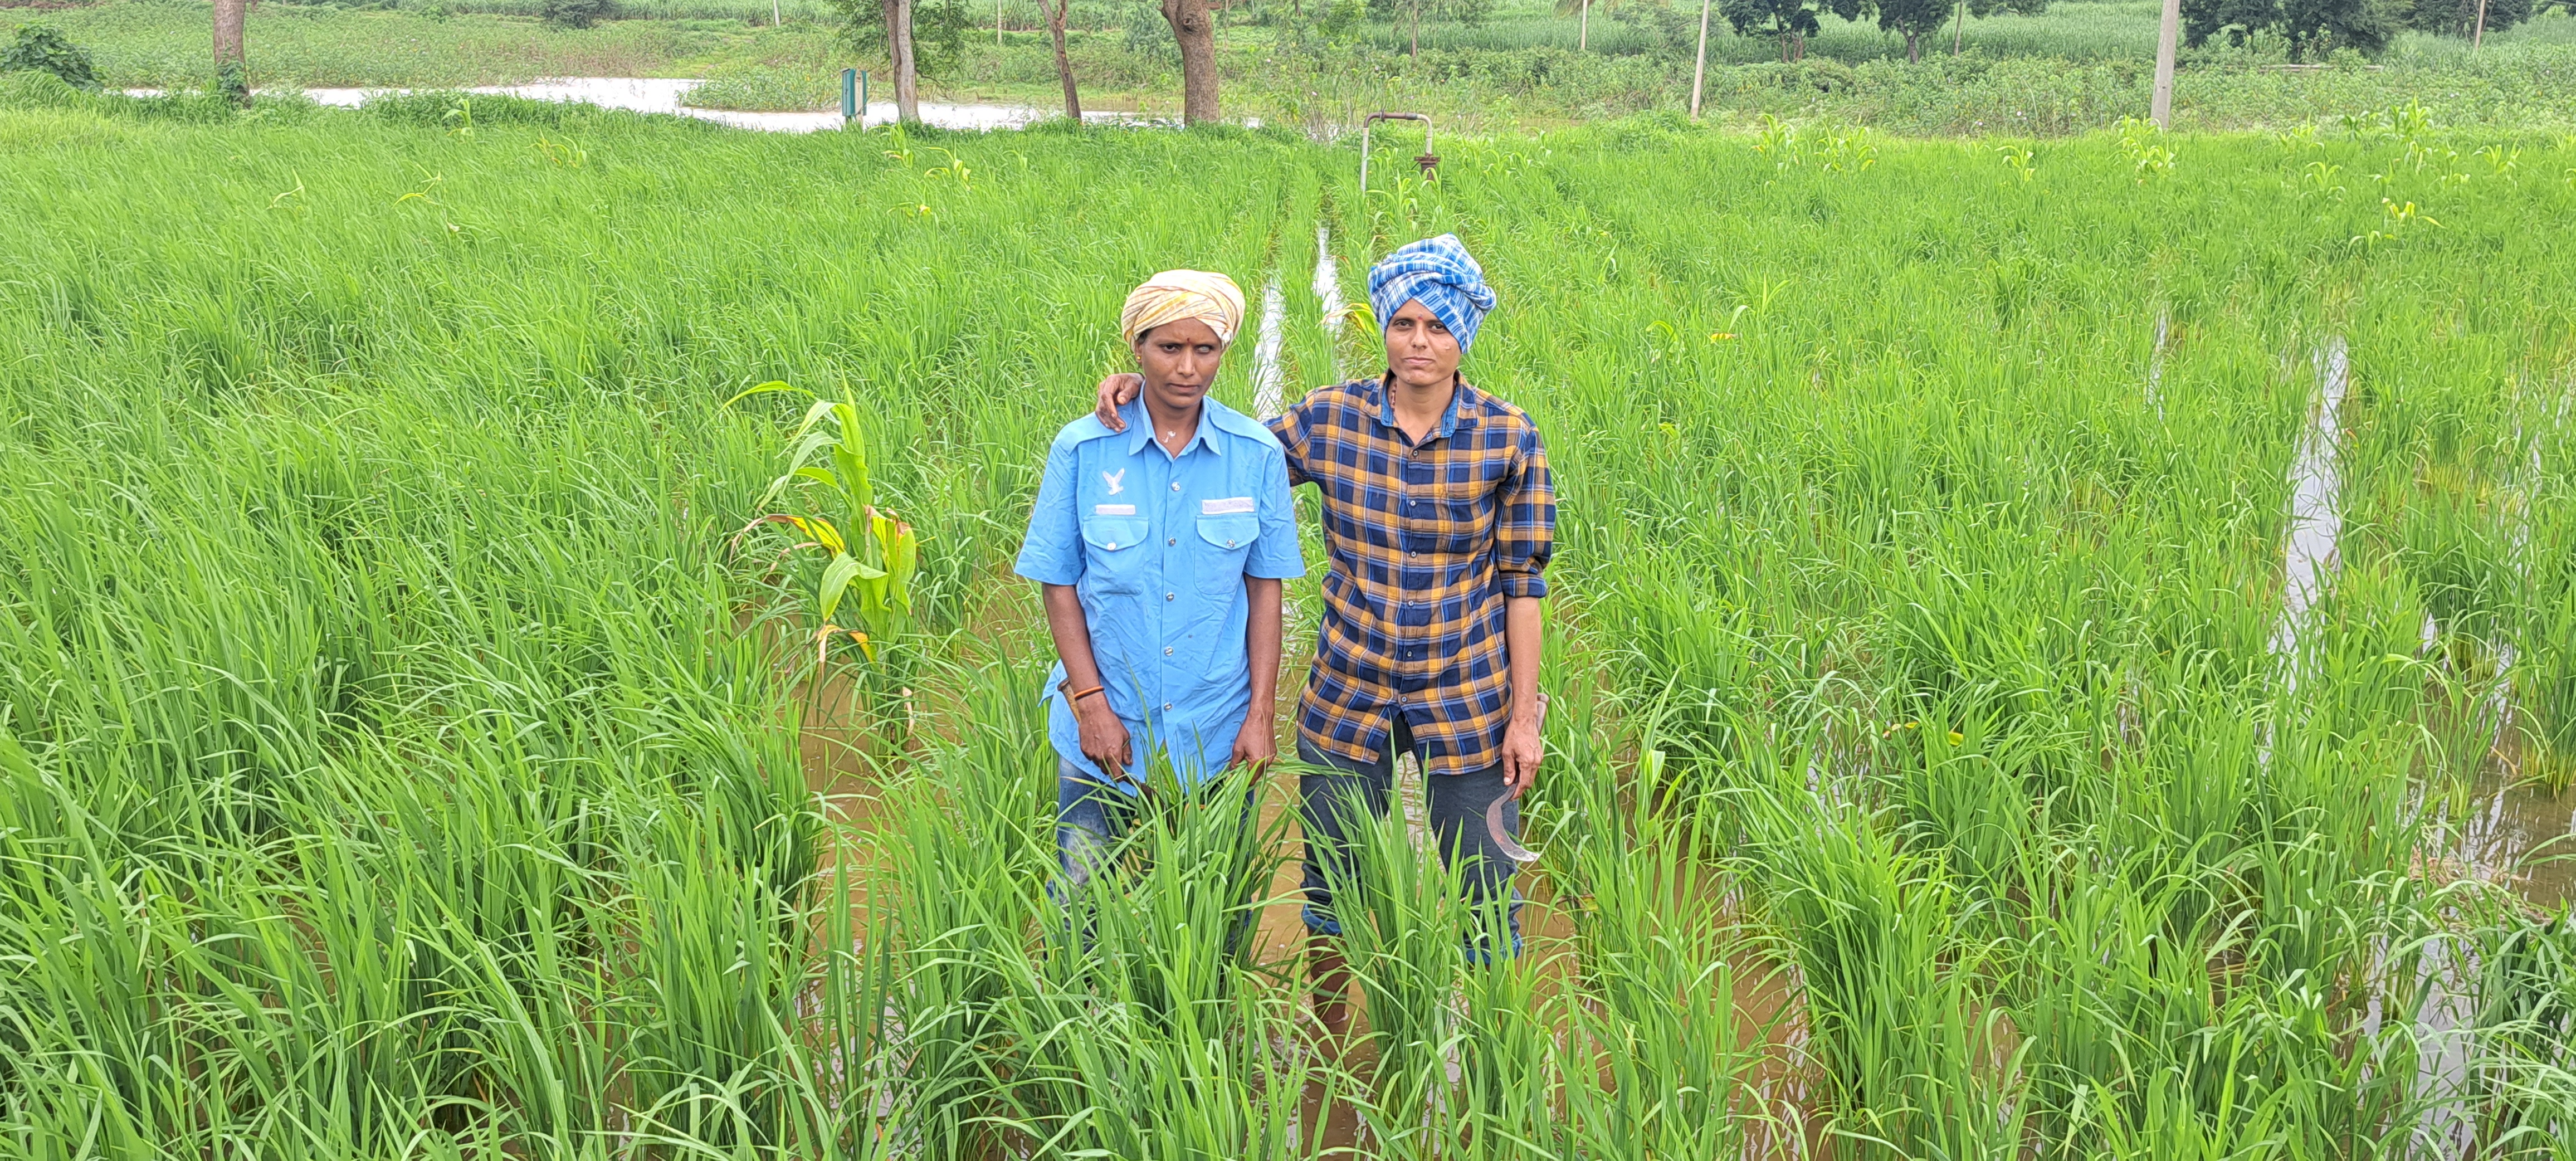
[1487,794,1538,864]
[1484,692,1546,864]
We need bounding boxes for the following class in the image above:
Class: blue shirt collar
[1370,374,1476,444]
[1121,396,1225,459]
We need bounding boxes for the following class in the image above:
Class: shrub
[0,25,98,91]
[540,0,619,28]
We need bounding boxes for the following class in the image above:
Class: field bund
[3,103,2575,1155]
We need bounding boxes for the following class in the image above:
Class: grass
[3,87,2576,1155]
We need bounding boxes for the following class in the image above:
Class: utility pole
[2472,0,2489,48]
[1690,0,1711,120]
[1579,0,1589,51]
[2150,0,2179,129]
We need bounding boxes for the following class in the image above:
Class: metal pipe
[1359,111,1434,194]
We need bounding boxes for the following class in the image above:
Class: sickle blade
[1487,794,1538,864]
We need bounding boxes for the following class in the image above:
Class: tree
[1877,0,1948,59]
[2406,0,2535,37]
[885,0,920,121]
[212,0,247,104]
[2181,0,2403,55]
[1718,0,1863,60]
[1161,0,1219,124]
[831,0,924,121]
[1041,0,1079,120]
[540,0,618,27]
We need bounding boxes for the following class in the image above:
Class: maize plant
[730,381,921,667]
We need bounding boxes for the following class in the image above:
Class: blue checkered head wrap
[1367,234,1497,354]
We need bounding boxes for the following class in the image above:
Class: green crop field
[8,0,2576,132]
[4,86,2576,1157]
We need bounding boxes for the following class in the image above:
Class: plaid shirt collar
[1363,373,1481,445]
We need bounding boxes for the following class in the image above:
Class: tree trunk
[1160,0,1220,124]
[1952,0,1965,54]
[1044,0,1080,121]
[1411,0,1421,58]
[884,0,921,123]
[1579,0,1589,50]
[1906,31,1919,61]
[212,0,246,101]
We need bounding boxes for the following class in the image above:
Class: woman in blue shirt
[1013,271,1305,896]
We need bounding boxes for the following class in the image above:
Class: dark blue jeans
[1297,716,1524,963]
[1050,761,1260,953]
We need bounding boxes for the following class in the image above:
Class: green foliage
[827,0,975,74]
[1719,0,1866,57]
[539,0,618,26]
[2183,0,2406,55]
[0,23,96,89]
[730,383,924,667]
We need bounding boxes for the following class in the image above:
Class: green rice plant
[2466,907,2576,1158]
[1312,785,1480,1153]
[1000,772,1311,1156]
[1735,770,2025,1159]
[1549,744,1775,1159]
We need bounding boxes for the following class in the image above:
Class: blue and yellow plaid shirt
[1270,377,1555,776]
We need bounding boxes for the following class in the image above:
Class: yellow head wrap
[1120,270,1247,347]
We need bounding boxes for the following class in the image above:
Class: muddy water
[134,78,1174,134]
[1251,276,1288,418]
[2465,750,2576,911]
[2269,337,2350,689]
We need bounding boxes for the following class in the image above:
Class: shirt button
[1170,482,1182,492]
[1165,592,1176,601]
[1164,647,1174,655]
[1168,537,1177,545]
[1163,702,1174,711]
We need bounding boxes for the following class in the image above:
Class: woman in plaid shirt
[1095,235,1554,1034]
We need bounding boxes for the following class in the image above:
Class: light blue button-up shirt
[1014,396,1305,789]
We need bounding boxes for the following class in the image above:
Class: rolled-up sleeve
[1013,440,1083,586]
[1248,442,1305,580]
[1267,398,1315,489]
[1493,425,1554,599]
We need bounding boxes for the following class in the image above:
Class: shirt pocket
[1422,481,1494,553]
[1080,516,1152,594]
[1194,513,1260,595]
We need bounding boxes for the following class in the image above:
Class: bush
[0,25,99,91]
[540,0,619,28]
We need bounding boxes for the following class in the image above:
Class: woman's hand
[1076,696,1132,777]
[1094,373,1144,431]
[1230,711,1278,773]
[1500,713,1543,799]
